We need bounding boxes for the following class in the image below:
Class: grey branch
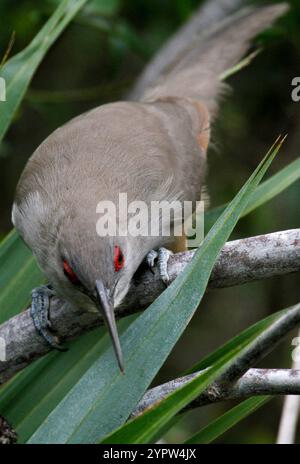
[134,301,300,416]
[133,368,300,417]
[0,228,300,385]
[192,302,300,409]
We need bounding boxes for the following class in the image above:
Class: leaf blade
[205,156,300,233]
[185,396,270,444]
[0,0,89,144]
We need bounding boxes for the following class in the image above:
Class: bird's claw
[30,284,67,352]
[146,247,173,286]
[146,249,158,274]
[158,247,173,286]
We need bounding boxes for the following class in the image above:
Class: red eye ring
[63,259,80,285]
[114,246,124,272]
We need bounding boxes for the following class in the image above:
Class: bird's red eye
[114,246,124,272]
[63,260,80,285]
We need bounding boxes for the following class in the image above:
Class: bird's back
[14,99,206,226]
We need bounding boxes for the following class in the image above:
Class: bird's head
[48,223,141,372]
[14,200,143,372]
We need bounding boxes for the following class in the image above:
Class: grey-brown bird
[12,4,288,372]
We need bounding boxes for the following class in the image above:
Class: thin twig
[192,303,300,408]
[0,229,299,385]
[133,368,300,417]
[132,303,300,417]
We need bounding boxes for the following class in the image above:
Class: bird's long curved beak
[95,279,124,373]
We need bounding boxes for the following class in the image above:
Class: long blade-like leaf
[185,310,285,375]
[0,0,88,144]
[0,316,135,443]
[205,156,300,233]
[185,396,270,444]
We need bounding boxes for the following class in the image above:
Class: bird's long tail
[141,4,288,116]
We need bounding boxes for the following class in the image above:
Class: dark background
[0,0,299,443]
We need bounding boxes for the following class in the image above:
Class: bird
[12,4,288,372]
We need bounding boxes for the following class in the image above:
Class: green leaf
[220,49,261,81]
[185,396,270,444]
[0,331,104,444]
[0,316,135,443]
[0,230,43,323]
[27,138,282,444]
[185,309,285,375]
[81,0,120,17]
[0,0,88,144]
[205,156,300,233]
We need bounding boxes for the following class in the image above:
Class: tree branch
[133,300,300,416]
[133,368,300,417]
[0,229,299,385]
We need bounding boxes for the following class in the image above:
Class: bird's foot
[146,247,173,286]
[30,284,67,351]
